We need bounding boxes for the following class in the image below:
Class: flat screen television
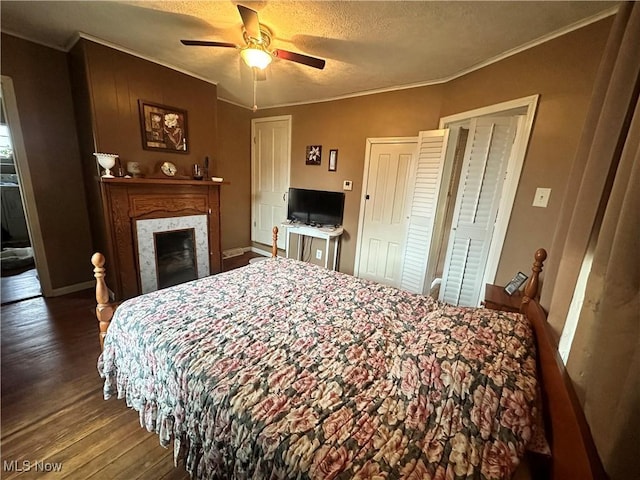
[287,188,345,226]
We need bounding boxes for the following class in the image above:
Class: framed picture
[139,100,189,153]
[306,145,322,165]
[328,149,338,172]
[504,271,528,296]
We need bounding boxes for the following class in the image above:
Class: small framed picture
[306,145,322,165]
[328,149,338,172]
[504,272,528,296]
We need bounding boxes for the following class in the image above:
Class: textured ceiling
[1,1,617,109]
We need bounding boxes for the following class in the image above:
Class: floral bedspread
[99,257,542,480]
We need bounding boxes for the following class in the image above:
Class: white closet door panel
[358,141,416,287]
[440,117,517,306]
[400,129,449,294]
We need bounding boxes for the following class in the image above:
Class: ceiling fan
[180,5,326,71]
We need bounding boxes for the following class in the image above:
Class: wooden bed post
[272,226,278,257]
[521,248,547,313]
[91,252,116,350]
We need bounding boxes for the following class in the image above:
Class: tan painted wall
[252,86,446,272]
[216,100,252,251]
[1,34,93,290]
[441,18,612,288]
[240,17,612,287]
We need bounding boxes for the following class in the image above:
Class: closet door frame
[436,95,539,301]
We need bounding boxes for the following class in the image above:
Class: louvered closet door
[439,117,518,306]
[399,129,449,294]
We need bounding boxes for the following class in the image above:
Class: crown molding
[73,32,217,86]
[244,5,619,110]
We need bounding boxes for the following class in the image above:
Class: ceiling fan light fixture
[241,46,272,69]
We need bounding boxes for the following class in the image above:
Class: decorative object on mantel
[114,157,125,177]
[211,177,224,182]
[94,153,119,178]
[306,145,322,165]
[139,100,188,153]
[192,164,203,180]
[329,149,338,172]
[160,161,178,177]
[126,161,142,178]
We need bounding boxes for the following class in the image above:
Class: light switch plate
[532,187,551,208]
[343,180,353,191]
[315,249,322,260]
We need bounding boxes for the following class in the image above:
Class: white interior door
[251,116,291,249]
[355,139,417,287]
[439,116,518,306]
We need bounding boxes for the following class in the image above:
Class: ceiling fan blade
[181,40,237,48]
[237,5,261,41]
[273,49,326,70]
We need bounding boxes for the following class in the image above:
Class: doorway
[432,95,539,305]
[251,115,291,251]
[354,137,418,287]
[0,77,43,304]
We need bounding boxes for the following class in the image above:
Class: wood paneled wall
[68,39,219,266]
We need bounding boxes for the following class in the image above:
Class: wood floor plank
[52,409,145,479]
[2,392,114,459]
[1,267,41,305]
[96,435,186,480]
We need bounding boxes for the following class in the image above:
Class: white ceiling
[1,1,617,110]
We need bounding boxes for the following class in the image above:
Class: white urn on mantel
[94,153,119,178]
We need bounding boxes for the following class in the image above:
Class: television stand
[281,223,344,271]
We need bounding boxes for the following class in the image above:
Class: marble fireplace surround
[136,214,209,294]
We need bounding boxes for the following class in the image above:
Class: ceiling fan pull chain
[252,74,258,112]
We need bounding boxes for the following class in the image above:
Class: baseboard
[222,246,252,259]
[50,280,95,297]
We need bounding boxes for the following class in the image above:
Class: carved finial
[91,252,105,269]
[534,248,547,264]
[522,248,547,310]
[272,226,279,258]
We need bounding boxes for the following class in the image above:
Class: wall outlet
[343,180,353,191]
[315,249,322,260]
[532,187,552,208]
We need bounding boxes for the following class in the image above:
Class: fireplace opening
[154,228,198,289]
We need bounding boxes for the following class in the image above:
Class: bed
[92,228,605,480]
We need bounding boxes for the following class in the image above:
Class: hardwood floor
[0,252,260,478]
[1,267,42,305]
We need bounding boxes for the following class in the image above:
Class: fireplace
[99,178,222,299]
[155,228,197,289]
[136,214,209,293]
